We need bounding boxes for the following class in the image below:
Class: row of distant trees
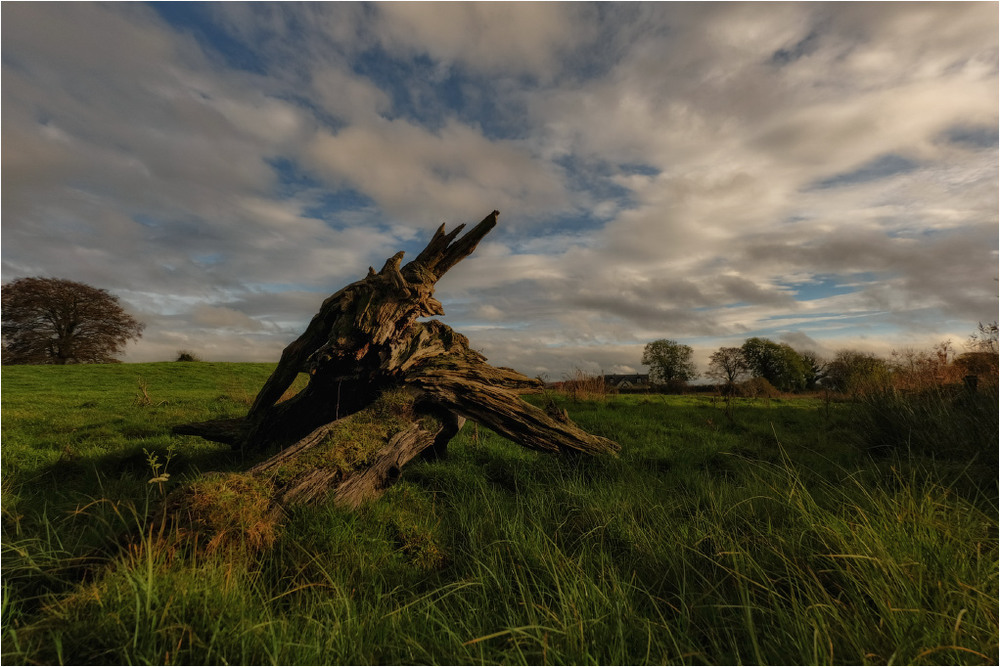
[643,325,998,395]
[3,277,997,395]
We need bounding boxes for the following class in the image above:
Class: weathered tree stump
[173,211,619,515]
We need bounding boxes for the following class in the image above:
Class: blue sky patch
[351,50,455,128]
[268,157,322,194]
[809,153,921,190]
[302,190,378,227]
[556,154,634,204]
[619,163,661,177]
[942,124,999,149]
[349,48,531,141]
[268,158,378,225]
[150,2,269,74]
[779,273,878,301]
[770,30,821,65]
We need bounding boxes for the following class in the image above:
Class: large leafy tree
[799,351,828,390]
[642,339,697,385]
[740,337,808,392]
[2,277,145,364]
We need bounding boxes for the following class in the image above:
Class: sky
[2,2,997,379]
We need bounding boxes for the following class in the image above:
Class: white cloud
[2,3,995,376]
[311,68,393,123]
[373,3,598,79]
[303,119,569,226]
[191,305,270,331]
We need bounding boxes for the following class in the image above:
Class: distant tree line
[4,274,996,396]
[644,323,998,395]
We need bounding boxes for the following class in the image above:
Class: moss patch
[272,388,428,485]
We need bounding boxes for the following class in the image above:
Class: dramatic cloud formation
[3,3,996,376]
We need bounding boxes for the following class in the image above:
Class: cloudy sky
[3,2,997,377]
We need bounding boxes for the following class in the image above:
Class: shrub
[736,377,780,399]
[955,351,999,385]
[175,350,202,362]
[888,343,965,392]
[825,349,890,397]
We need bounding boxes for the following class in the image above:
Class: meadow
[1,362,997,665]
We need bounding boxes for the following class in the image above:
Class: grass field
[2,363,997,665]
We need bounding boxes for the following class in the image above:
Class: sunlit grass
[2,364,996,664]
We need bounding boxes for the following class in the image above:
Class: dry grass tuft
[165,473,278,553]
[560,369,611,401]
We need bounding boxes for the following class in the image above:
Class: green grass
[2,364,997,664]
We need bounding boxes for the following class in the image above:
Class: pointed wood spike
[378,251,406,276]
[412,222,466,269]
[441,223,468,245]
[432,210,498,278]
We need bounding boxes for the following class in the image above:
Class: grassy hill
[2,362,996,664]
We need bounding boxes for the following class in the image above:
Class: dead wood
[173,210,618,513]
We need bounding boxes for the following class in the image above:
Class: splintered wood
[175,210,619,510]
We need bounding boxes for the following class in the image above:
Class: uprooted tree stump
[172,210,619,528]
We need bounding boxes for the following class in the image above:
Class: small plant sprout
[134,375,168,407]
[144,445,175,494]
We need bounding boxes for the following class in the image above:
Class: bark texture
[174,210,618,511]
